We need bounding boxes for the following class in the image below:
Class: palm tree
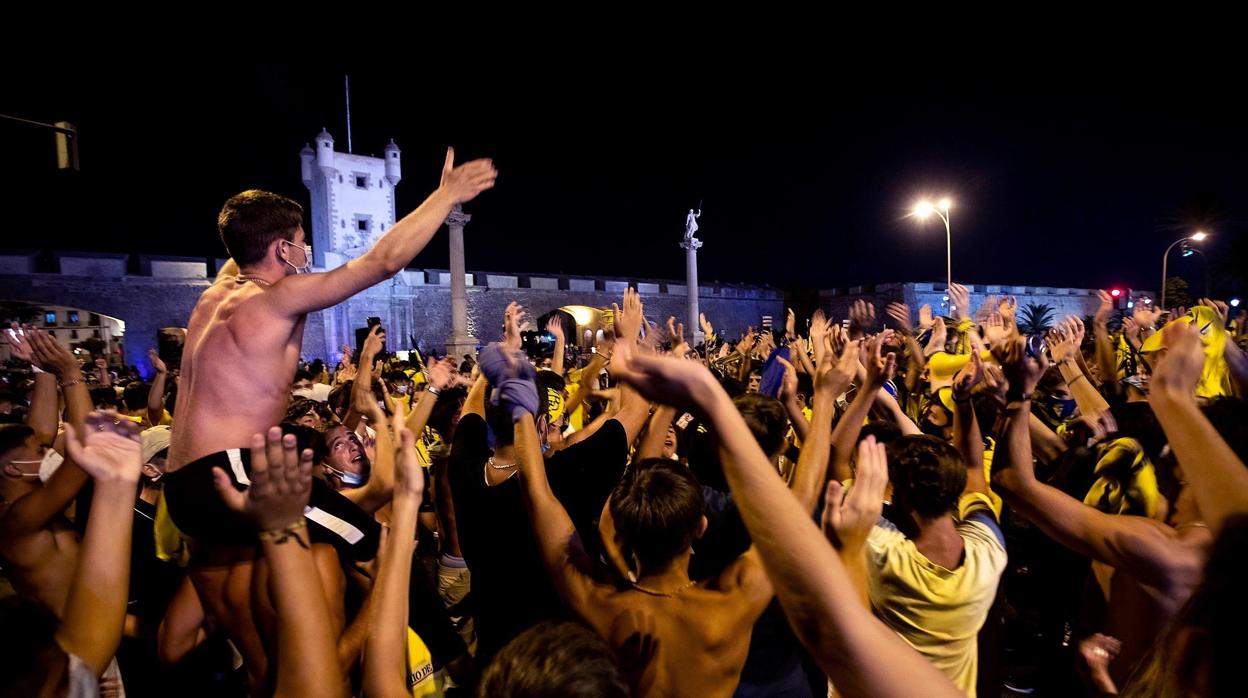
[1018,303,1056,335]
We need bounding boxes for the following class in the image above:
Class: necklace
[487,457,516,470]
[234,274,273,287]
[629,579,697,597]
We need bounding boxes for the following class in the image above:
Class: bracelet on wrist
[258,519,308,542]
[58,373,85,388]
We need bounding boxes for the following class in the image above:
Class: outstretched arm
[262,149,496,318]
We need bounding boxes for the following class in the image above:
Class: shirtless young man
[511,330,774,697]
[161,148,495,685]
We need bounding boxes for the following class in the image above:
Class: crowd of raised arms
[2,149,1246,698]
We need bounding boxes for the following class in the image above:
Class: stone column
[445,204,477,359]
[681,236,704,345]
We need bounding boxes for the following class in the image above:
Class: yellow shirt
[867,492,1007,697]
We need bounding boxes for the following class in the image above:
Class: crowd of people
[2,148,1246,697]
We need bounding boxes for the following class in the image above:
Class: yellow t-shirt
[867,492,1007,697]
[406,627,438,697]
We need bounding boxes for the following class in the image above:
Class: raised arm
[212,427,345,698]
[1049,316,1110,415]
[829,338,892,483]
[951,352,988,496]
[1149,322,1248,537]
[1,330,94,539]
[364,419,426,698]
[609,351,961,698]
[55,413,142,676]
[990,338,1195,592]
[547,316,566,377]
[147,349,169,426]
[790,349,856,512]
[262,149,496,318]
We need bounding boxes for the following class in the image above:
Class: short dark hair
[280,422,329,464]
[733,393,788,458]
[478,620,627,698]
[888,435,967,519]
[218,190,304,267]
[609,458,705,575]
[89,386,118,409]
[293,369,313,384]
[0,423,35,459]
[123,381,151,411]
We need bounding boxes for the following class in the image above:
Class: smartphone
[355,317,386,359]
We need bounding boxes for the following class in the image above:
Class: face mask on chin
[324,464,364,488]
[7,448,64,481]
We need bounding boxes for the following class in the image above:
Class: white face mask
[280,239,313,274]
[395,386,409,396]
[324,464,364,487]
[9,449,65,481]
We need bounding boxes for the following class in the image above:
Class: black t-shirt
[448,413,628,660]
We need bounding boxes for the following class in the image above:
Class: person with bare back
[161,147,496,687]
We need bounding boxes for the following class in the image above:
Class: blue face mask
[1044,396,1078,420]
[324,464,364,487]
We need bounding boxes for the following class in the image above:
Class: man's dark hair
[292,369,313,385]
[888,435,967,519]
[90,386,118,409]
[609,458,705,575]
[122,381,151,411]
[733,393,788,458]
[428,386,469,437]
[217,189,304,267]
[478,620,628,698]
[0,423,35,459]
[280,422,329,465]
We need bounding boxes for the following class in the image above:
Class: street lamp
[913,198,954,292]
[1161,231,1209,309]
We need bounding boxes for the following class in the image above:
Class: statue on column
[684,208,701,243]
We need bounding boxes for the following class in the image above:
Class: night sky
[5,59,1246,298]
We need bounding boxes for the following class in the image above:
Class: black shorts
[163,448,381,561]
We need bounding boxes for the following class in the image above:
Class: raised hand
[5,324,34,364]
[1094,290,1115,328]
[610,350,719,411]
[992,336,1048,399]
[29,328,83,378]
[698,312,714,339]
[925,317,948,357]
[1132,303,1162,331]
[1199,298,1230,328]
[849,300,876,336]
[361,325,385,361]
[502,302,528,353]
[822,337,861,398]
[998,297,1018,329]
[785,308,798,341]
[611,288,644,345]
[438,147,498,204]
[822,436,888,551]
[951,351,985,402]
[147,348,168,374]
[213,427,313,533]
[547,315,565,343]
[885,303,913,335]
[1150,322,1204,399]
[981,362,1009,406]
[918,304,934,331]
[983,312,1009,347]
[426,356,457,391]
[777,356,799,404]
[863,335,897,389]
[948,283,970,322]
[64,411,142,484]
[1047,317,1082,364]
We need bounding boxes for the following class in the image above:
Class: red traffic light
[1110,289,1122,298]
